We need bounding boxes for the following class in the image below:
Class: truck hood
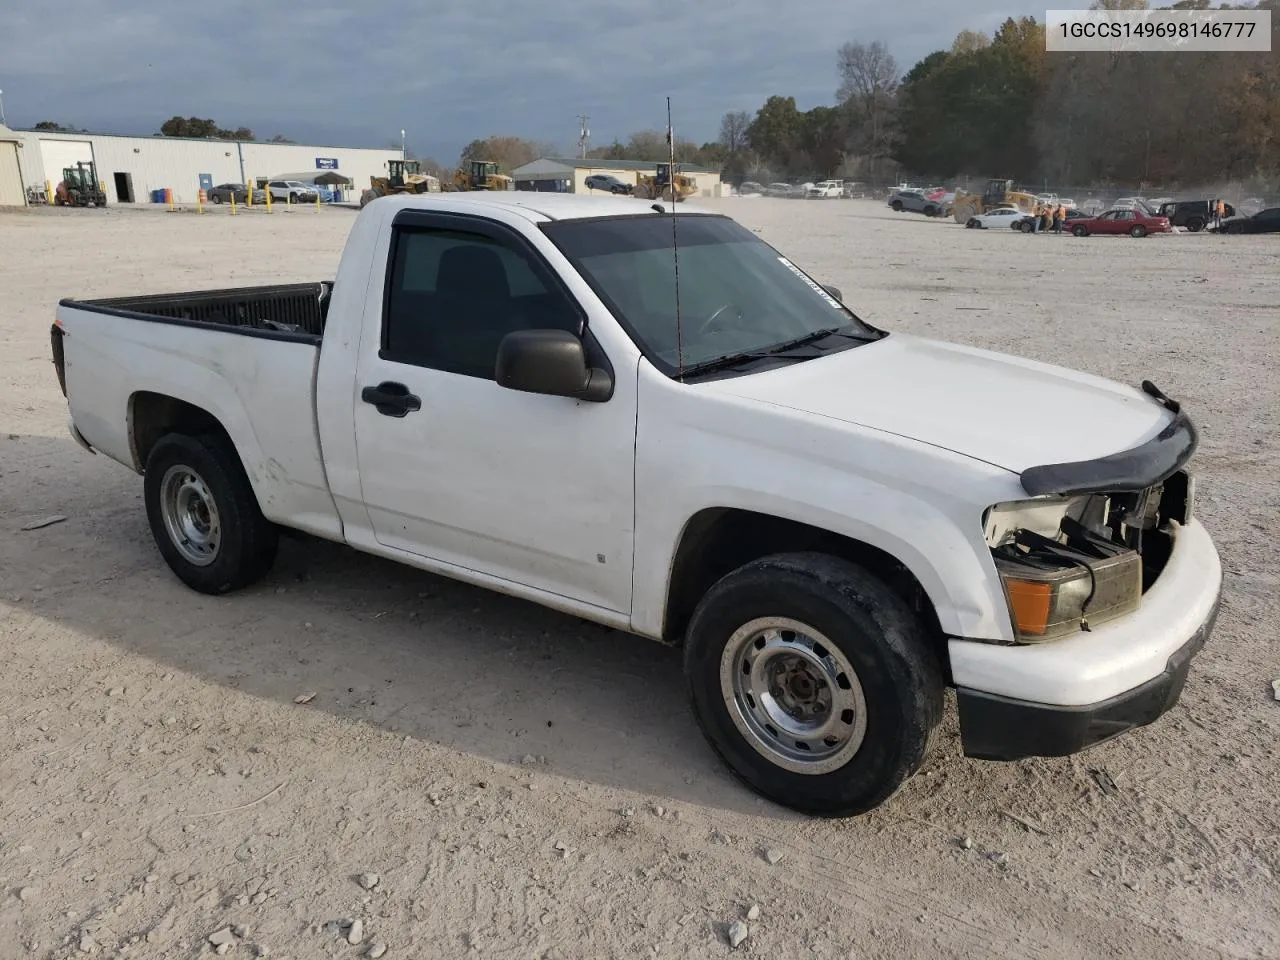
[704,332,1174,474]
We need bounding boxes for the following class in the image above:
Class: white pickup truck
[51,192,1221,817]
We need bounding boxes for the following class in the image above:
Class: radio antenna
[666,96,685,380]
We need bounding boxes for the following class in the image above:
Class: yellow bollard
[166,188,175,212]
[315,189,321,213]
[230,191,237,216]
[197,188,205,215]
[45,180,53,204]
[246,181,253,207]
[265,184,272,214]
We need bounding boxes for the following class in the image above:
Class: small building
[511,157,723,198]
[0,124,25,207]
[12,129,403,205]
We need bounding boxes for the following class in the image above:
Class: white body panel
[57,191,1220,717]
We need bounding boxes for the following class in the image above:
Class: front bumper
[950,517,1221,761]
[956,596,1218,761]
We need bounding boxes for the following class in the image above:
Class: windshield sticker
[777,257,843,308]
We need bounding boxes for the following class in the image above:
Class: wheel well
[129,392,227,471]
[663,508,948,677]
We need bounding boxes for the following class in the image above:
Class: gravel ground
[1,200,1277,960]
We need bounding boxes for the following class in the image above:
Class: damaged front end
[983,381,1198,645]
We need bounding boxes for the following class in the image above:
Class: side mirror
[495,329,613,403]
[822,284,843,302]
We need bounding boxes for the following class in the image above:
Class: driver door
[351,212,638,614]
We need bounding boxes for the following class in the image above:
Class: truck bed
[63,282,332,341]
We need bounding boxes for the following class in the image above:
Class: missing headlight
[992,522,1142,643]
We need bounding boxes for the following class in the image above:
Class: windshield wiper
[680,324,876,378]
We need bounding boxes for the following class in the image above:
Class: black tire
[683,552,944,817]
[890,200,903,211]
[1130,224,1147,238]
[1186,218,1204,232]
[965,219,977,229]
[1073,224,1089,237]
[143,431,278,595]
[211,193,223,205]
[1020,220,1034,233]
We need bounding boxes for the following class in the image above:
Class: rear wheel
[1186,217,1204,232]
[1020,220,1034,233]
[144,432,278,595]
[1130,225,1147,238]
[965,219,977,229]
[683,553,943,817]
[890,200,903,211]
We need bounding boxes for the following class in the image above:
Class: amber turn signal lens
[1003,578,1052,637]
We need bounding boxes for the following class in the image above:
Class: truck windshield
[540,214,883,377]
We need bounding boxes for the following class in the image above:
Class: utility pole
[0,90,7,127]
[577,114,590,159]
[400,129,406,163]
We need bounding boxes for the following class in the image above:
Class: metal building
[13,130,403,205]
[0,125,25,206]
[511,157,723,197]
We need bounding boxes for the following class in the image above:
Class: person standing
[1052,204,1062,234]
[1213,198,1225,230]
[1030,203,1040,232]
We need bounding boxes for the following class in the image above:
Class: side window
[383,226,582,380]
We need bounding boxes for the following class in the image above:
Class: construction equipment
[54,162,108,207]
[451,160,512,192]
[360,160,437,208]
[633,163,697,202]
[950,178,1037,224]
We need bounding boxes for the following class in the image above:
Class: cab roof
[379,191,709,222]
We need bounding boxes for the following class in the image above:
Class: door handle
[361,381,422,418]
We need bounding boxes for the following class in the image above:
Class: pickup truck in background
[51,192,1222,817]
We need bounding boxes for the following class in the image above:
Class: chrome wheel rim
[158,465,221,567]
[719,617,867,775]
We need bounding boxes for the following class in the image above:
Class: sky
[1,0,1043,163]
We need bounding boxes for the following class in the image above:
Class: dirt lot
[1,200,1277,960]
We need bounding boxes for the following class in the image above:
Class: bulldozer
[451,159,512,192]
[360,160,437,208]
[633,162,697,202]
[950,178,1037,224]
[54,161,108,207]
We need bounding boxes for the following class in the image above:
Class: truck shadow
[3,433,836,818]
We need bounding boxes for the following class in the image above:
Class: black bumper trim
[956,597,1219,762]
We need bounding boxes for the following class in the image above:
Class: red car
[1069,207,1171,238]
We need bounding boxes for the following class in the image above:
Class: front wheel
[684,553,943,817]
[890,200,903,211]
[211,193,223,205]
[965,219,977,229]
[1130,225,1147,238]
[1073,225,1089,237]
[1020,220,1034,233]
[144,432,278,595]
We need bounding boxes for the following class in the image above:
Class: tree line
[722,0,1279,190]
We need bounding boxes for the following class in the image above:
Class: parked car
[1212,207,1280,234]
[765,182,797,197]
[1068,207,1171,237]
[584,173,633,195]
[1156,200,1236,233]
[964,206,1024,229]
[208,183,266,205]
[805,180,844,199]
[266,180,319,203]
[887,188,945,217]
[51,192,1220,818]
[738,181,766,196]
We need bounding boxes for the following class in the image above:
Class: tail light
[50,322,67,397]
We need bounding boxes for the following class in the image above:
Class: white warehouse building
[9,129,403,205]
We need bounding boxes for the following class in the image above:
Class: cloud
[0,0,1043,160]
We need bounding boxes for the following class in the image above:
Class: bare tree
[836,41,900,183]
[836,40,899,104]
[1089,0,1150,8]
[719,111,751,154]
